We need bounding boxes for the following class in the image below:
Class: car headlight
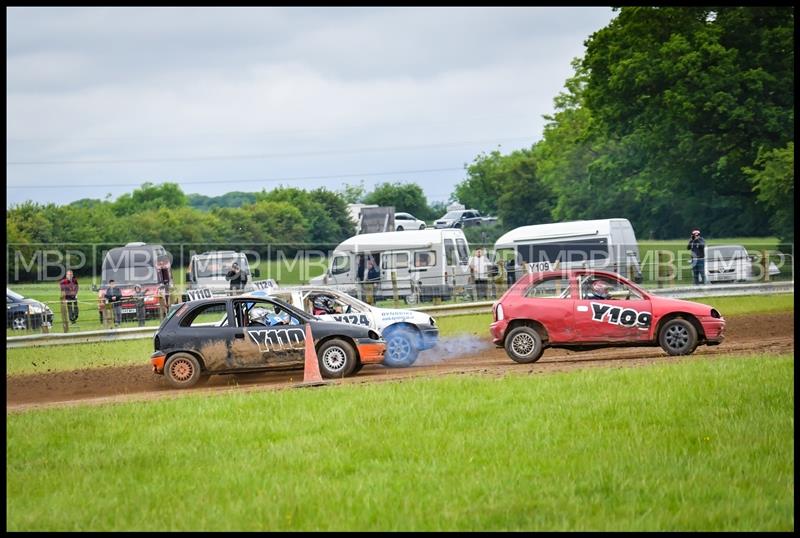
[28,305,42,314]
[496,304,504,320]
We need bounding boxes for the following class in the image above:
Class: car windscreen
[193,255,244,278]
[707,247,746,261]
[7,289,24,301]
[442,211,461,219]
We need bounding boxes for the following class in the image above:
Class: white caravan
[494,218,643,282]
[309,229,473,303]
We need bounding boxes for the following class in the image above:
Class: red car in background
[490,269,725,363]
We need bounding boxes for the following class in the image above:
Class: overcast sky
[6,6,617,208]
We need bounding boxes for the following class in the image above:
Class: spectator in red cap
[687,229,706,284]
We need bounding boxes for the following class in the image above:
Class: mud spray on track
[7,312,794,412]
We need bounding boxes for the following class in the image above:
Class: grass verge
[6,354,794,531]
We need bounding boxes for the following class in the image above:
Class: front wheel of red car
[164,353,203,388]
[504,326,544,364]
[658,318,698,356]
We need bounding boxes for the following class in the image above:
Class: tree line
[454,6,793,243]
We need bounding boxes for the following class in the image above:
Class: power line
[6,166,466,189]
[6,135,534,166]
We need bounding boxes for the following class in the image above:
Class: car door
[573,274,653,342]
[518,275,576,342]
[178,301,252,372]
[233,298,306,367]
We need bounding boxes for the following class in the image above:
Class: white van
[309,229,473,303]
[185,251,258,296]
[494,218,643,282]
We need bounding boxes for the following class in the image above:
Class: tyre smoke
[416,335,491,365]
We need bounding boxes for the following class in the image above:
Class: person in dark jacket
[59,270,80,323]
[687,228,706,285]
[225,262,247,291]
[105,279,123,327]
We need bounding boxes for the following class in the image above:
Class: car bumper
[700,319,726,344]
[490,319,508,346]
[355,338,386,364]
[151,351,167,374]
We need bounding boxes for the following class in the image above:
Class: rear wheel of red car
[317,338,357,378]
[659,318,698,356]
[504,326,544,364]
[164,353,203,388]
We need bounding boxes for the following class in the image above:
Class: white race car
[248,286,438,367]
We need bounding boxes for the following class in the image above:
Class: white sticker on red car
[590,302,652,328]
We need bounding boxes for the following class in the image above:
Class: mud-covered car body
[249,286,438,367]
[490,269,725,362]
[151,295,385,387]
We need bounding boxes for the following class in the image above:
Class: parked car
[7,288,54,330]
[490,269,725,363]
[394,212,427,231]
[150,294,386,388]
[705,244,781,283]
[434,209,497,229]
[249,286,439,367]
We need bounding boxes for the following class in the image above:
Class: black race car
[151,294,386,388]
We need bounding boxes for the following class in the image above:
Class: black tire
[504,326,545,364]
[164,353,203,388]
[659,318,698,356]
[397,226,404,231]
[454,222,462,229]
[382,326,420,368]
[419,224,426,230]
[351,361,364,375]
[11,313,27,331]
[317,338,357,378]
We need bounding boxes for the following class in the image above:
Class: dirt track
[7,312,794,412]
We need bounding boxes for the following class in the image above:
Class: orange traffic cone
[298,322,326,387]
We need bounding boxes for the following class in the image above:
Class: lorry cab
[94,242,173,322]
[310,229,472,303]
[185,250,258,296]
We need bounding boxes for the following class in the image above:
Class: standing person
[132,284,147,327]
[59,270,80,324]
[226,262,247,291]
[468,248,491,300]
[687,228,706,285]
[105,279,123,327]
[505,255,518,287]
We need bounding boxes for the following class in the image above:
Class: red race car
[490,269,725,363]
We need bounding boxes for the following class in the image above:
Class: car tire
[419,224,426,230]
[164,353,204,388]
[454,223,462,229]
[317,338,357,378]
[397,226,404,231]
[504,326,545,363]
[11,313,27,331]
[351,361,364,375]
[383,326,420,368]
[658,318,698,356]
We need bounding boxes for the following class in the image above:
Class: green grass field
[5,293,793,377]
[6,354,794,531]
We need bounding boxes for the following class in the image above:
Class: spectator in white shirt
[468,248,491,300]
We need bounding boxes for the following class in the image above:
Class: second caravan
[309,229,473,303]
[494,218,643,282]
